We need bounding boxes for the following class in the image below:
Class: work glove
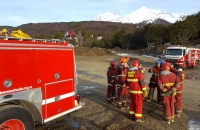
[165,89,173,96]
[143,90,148,97]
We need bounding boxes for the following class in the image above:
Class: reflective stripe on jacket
[126,69,146,92]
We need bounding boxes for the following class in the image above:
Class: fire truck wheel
[0,105,34,130]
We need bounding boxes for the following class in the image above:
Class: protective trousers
[117,85,128,107]
[129,93,143,119]
[148,83,161,102]
[175,93,182,115]
[106,85,116,101]
[162,95,175,120]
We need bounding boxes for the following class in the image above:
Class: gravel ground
[36,55,200,130]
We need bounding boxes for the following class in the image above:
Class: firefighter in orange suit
[106,61,118,103]
[174,64,184,117]
[146,59,162,103]
[157,62,180,124]
[126,60,148,123]
[116,58,129,108]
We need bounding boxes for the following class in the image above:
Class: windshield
[165,49,183,56]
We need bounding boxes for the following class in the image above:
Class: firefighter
[174,64,184,117]
[138,63,146,74]
[157,62,180,124]
[146,59,162,103]
[170,63,176,73]
[126,60,148,123]
[124,55,131,68]
[125,55,130,61]
[116,58,129,109]
[106,61,118,103]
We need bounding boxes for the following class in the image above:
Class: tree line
[0,11,199,50]
[68,11,200,50]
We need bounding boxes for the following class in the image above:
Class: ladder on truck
[0,35,67,43]
[0,29,74,44]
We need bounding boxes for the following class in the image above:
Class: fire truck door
[36,49,75,119]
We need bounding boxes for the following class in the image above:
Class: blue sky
[1,0,200,27]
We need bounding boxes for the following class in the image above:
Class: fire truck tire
[0,105,34,130]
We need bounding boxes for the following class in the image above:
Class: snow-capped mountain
[93,6,186,24]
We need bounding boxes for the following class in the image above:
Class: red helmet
[132,60,139,67]
[110,61,117,67]
[120,58,127,64]
[162,62,170,70]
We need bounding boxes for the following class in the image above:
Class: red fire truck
[0,29,84,129]
[164,45,200,69]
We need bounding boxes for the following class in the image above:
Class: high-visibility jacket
[117,65,128,86]
[157,71,180,95]
[175,70,184,93]
[148,66,162,83]
[107,67,118,85]
[126,68,146,93]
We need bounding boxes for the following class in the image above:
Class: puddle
[77,70,103,80]
[65,117,80,128]
[65,115,98,130]
[84,91,92,94]
[185,72,200,80]
[188,120,200,130]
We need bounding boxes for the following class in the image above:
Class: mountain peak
[137,6,149,11]
[93,7,185,24]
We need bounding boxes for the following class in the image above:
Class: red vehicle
[164,45,200,69]
[0,30,84,130]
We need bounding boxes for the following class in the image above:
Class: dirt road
[36,55,200,130]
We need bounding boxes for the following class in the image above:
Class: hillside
[0,21,170,38]
[0,22,135,37]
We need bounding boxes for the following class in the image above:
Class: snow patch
[117,53,128,56]
[78,86,99,90]
[93,6,185,24]
[188,120,200,130]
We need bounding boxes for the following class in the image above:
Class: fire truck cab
[0,30,84,130]
[164,45,200,69]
